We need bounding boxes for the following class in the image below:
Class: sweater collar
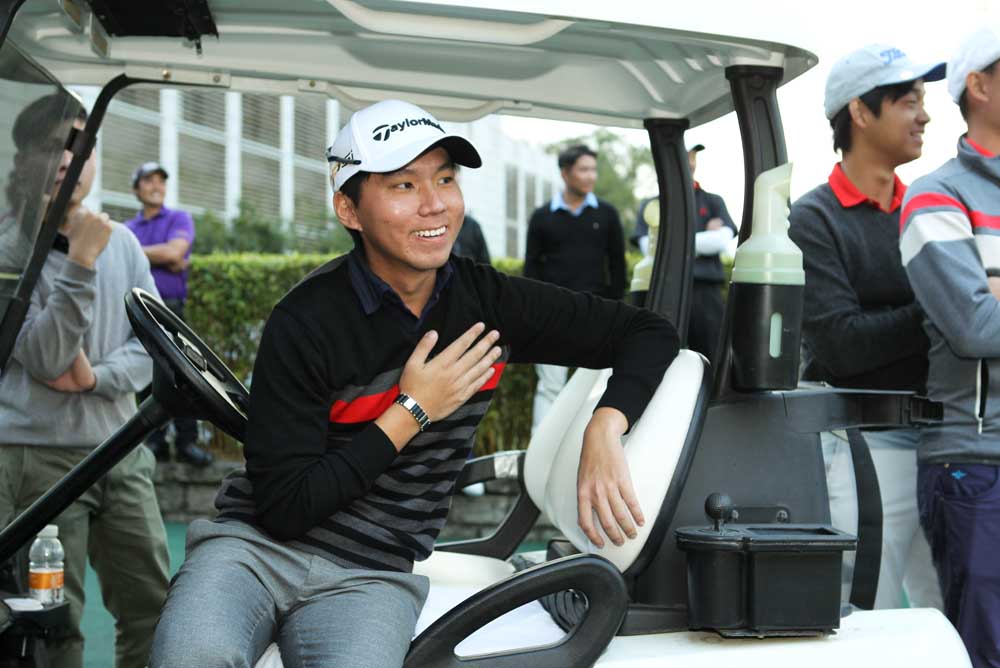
[347,247,453,322]
[828,163,906,213]
[550,190,598,217]
[958,135,1000,185]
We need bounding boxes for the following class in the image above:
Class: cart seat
[256,350,711,667]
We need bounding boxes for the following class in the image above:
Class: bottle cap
[38,525,58,538]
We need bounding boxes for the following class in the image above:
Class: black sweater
[215,253,678,571]
[524,199,626,299]
[788,180,928,392]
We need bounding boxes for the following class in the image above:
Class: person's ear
[967,70,991,107]
[848,98,871,129]
[334,192,362,233]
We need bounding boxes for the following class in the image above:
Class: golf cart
[0,1,972,666]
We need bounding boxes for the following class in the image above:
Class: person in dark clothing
[452,214,490,264]
[150,100,678,667]
[524,144,627,432]
[788,43,945,612]
[632,144,736,364]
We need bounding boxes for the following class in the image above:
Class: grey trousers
[822,428,943,610]
[0,444,169,668]
[149,519,429,668]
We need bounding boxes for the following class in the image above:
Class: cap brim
[688,144,705,153]
[917,62,946,83]
[366,134,482,174]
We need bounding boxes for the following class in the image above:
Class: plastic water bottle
[29,525,64,605]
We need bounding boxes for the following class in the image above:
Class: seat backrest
[523,350,711,574]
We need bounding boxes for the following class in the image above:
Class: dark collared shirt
[346,247,454,331]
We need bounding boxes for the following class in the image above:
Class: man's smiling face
[338,146,465,282]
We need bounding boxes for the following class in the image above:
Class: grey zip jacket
[900,136,1000,463]
[0,223,158,447]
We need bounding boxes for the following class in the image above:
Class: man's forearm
[143,243,185,266]
[15,262,96,380]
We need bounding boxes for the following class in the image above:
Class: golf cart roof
[7,0,816,128]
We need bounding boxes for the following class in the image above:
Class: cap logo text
[879,48,906,65]
[371,117,444,142]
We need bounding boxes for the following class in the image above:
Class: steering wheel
[125,288,248,441]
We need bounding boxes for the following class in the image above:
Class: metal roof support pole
[643,118,695,347]
[0,0,26,47]
[712,65,788,398]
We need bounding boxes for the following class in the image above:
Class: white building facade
[74,86,560,259]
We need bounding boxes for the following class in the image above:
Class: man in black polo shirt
[787,44,944,611]
[632,143,736,364]
[524,144,626,432]
[150,100,677,667]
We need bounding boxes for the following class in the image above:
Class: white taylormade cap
[948,28,1000,104]
[824,44,945,120]
[326,100,482,192]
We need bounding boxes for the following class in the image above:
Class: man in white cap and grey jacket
[900,27,1000,668]
[149,99,679,667]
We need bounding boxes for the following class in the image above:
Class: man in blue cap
[789,44,946,612]
[125,161,213,467]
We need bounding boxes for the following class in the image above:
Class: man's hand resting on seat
[577,407,644,548]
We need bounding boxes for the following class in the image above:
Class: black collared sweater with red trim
[215,254,678,572]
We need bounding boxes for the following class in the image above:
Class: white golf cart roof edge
[7,0,817,129]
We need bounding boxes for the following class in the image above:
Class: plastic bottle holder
[675,523,857,637]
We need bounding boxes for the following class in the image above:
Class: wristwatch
[394,393,431,432]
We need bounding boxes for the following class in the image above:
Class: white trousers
[822,429,943,610]
[531,364,569,434]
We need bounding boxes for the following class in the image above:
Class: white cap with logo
[823,44,945,120]
[326,100,482,192]
[948,27,1000,104]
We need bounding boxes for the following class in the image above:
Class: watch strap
[394,393,431,431]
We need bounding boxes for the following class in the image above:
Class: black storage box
[676,523,856,637]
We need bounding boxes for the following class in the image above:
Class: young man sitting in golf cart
[149,99,679,667]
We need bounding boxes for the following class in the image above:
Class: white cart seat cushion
[523,350,708,572]
[412,550,514,588]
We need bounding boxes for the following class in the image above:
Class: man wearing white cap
[788,44,945,612]
[899,28,1000,667]
[149,100,678,667]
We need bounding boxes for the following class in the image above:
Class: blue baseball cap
[824,44,945,120]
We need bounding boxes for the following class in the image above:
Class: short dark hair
[830,80,918,153]
[13,94,87,152]
[7,95,89,209]
[959,59,1000,121]
[338,171,372,246]
[557,144,597,170]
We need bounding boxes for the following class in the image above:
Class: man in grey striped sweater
[900,28,1000,668]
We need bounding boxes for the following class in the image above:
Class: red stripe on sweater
[329,386,399,424]
[970,211,1000,231]
[900,193,968,233]
[328,362,507,423]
